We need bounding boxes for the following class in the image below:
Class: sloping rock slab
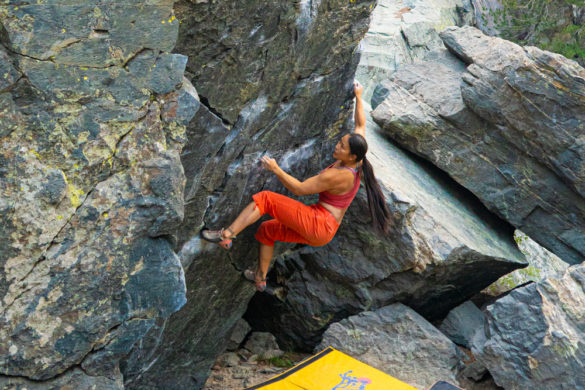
[372,26,585,264]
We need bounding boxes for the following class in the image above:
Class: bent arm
[272,167,340,196]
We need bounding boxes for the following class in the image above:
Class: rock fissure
[122,47,155,69]
[197,93,231,126]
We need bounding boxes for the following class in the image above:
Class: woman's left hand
[260,155,279,172]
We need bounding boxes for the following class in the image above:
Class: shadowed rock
[245,17,526,352]
[120,0,378,388]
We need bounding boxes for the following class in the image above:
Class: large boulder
[318,303,465,389]
[372,26,585,265]
[245,4,526,352]
[471,265,585,389]
[0,1,194,387]
[121,1,379,388]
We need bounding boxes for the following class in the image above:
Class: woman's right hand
[260,155,279,173]
[353,80,363,98]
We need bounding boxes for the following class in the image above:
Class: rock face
[245,1,526,353]
[372,26,585,265]
[471,265,585,389]
[120,1,379,388]
[0,1,194,387]
[318,303,464,389]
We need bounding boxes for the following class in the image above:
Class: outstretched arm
[353,80,365,138]
[260,156,346,196]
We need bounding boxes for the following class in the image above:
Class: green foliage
[486,0,585,63]
[268,356,294,368]
[259,351,308,369]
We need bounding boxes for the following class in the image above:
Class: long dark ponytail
[348,134,392,234]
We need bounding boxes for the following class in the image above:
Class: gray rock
[483,230,569,296]
[0,93,21,138]
[372,26,585,264]
[124,0,378,388]
[439,301,485,348]
[248,354,260,364]
[0,0,194,385]
[471,264,585,389]
[244,332,280,356]
[0,367,124,390]
[0,48,20,92]
[38,169,68,205]
[1,2,179,67]
[262,349,284,360]
[219,352,241,368]
[318,303,464,389]
[162,77,200,126]
[461,360,488,382]
[226,318,252,351]
[246,16,526,354]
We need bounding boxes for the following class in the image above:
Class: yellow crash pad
[245,347,417,390]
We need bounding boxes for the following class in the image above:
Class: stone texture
[245,17,526,353]
[471,265,585,390]
[121,1,378,388]
[0,367,124,390]
[227,318,252,351]
[372,26,585,264]
[244,332,281,356]
[318,303,464,389]
[461,361,488,382]
[483,230,569,296]
[0,0,194,385]
[439,301,485,348]
[357,0,475,104]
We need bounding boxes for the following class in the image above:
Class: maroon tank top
[318,162,361,209]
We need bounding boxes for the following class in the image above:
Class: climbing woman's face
[333,134,356,162]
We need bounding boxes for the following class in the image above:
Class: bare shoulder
[322,166,355,191]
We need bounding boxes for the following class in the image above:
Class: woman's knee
[252,191,277,215]
[255,221,276,246]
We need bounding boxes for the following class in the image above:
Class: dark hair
[348,133,392,234]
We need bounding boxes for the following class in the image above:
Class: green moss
[259,352,306,368]
[356,227,383,248]
[522,265,542,279]
[266,356,294,368]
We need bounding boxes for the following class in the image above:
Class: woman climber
[201,80,391,291]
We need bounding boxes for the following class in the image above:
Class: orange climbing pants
[252,191,340,247]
